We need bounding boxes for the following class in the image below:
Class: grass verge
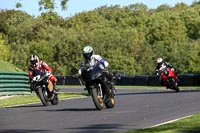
[126,112,200,133]
[0,92,87,108]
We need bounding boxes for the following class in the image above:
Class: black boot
[50,90,57,100]
[50,83,58,100]
[53,83,60,92]
[103,86,111,103]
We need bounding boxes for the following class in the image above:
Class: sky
[0,0,194,18]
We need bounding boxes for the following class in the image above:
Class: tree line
[0,2,200,76]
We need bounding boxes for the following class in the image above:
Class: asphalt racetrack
[1,87,200,133]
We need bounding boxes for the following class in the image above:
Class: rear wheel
[91,84,104,110]
[105,87,116,108]
[50,94,59,105]
[170,78,179,92]
[105,97,115,108]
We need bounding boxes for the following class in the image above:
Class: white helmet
[157,57,163,66]
[30,54,39,67]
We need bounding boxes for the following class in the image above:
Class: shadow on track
[45,108,97,112]
[7,104,45,108]
[66,124,124,133]
[0,129,48,133]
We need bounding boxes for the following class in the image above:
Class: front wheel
[37,87,49,106]
[91,84,104,110]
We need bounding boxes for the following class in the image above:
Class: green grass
[0,59,23,72]
[126,113,200,133]
[0,92,87,108]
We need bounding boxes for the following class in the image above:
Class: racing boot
[84,86,91,95]
[84,82,91,95]
[50,89,58,100]
[50,84,59,100]
[29,84,34,93]
[52,83,60,92]
[103,86,111,103]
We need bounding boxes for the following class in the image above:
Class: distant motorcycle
[158,65,180,92]
[31,69,59,106]
[80,61,117,110]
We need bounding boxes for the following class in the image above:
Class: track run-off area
[1,87,200,133]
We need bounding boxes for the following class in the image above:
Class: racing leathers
[155,61,177,85]
[78,55,111,95]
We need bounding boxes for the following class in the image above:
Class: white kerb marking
[149,115,192,128]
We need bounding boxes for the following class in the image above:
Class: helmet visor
[31,60,37,67]
[83,52,92,60]
[158,62,163,67]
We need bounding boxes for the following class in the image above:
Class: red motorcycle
[158,65,180,92]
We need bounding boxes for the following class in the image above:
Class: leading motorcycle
[31,69,59,106]
[158,65,180,92]
[80,61,117,110]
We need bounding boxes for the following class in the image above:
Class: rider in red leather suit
[28,54,57,94]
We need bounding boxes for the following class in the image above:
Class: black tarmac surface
[1,87,200,133]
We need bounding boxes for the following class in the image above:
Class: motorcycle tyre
[105,87,116,108]
[105,97,115,108]
[171,78,180,92]
[37,87,49,106]
[50,94,59,105]
[91,84,104,110]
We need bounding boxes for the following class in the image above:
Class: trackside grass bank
[0,60,23,72]
[126,113,200,133]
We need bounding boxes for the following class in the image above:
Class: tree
[0,34,9,60]
[2,2,200,75]
[39,0,68,11]
[16,3,22,8]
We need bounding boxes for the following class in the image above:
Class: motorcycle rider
[155,57,178,86]
[78,45,112,100]
[28,54,58,97]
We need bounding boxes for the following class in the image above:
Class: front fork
[106,79,117,96]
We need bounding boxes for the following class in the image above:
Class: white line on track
[149,115,192,128]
